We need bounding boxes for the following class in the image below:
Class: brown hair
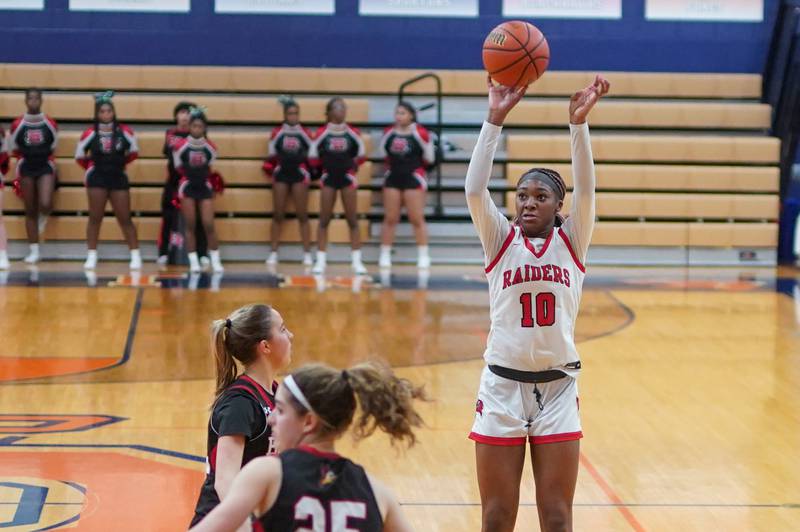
[325,97,345,121]
[211,304,273,401]
[516,167,567,227]
[288,362,426,447]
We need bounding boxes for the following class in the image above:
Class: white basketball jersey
[483,224,586,373]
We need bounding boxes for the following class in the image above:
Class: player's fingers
[487,76,495,89]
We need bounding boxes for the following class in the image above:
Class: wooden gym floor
[0,263,798,531]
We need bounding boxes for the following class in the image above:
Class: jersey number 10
[519,292,556,328]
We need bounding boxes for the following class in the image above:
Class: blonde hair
[288,362,426,447]
[211,304,272,401]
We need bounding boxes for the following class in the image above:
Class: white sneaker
[156,255,168,266]
[24,249,40,265]
[266,252,278,266]
[83,253,98,270]
[351,260,368,275]
[311,258,326,274]
[0,255,9,270]
[211,260,224,273]
[200,256,211,270]
[188,252,201,273]
[129,255,142,270]
[417,254,431,269]
[302,253,313,266]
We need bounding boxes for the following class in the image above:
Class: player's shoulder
[43,115,58,129]
[205,138,218,151]
[346,123,362,136]
[118,123,135,135]
[414,123,431,141]
[79,126,95,140]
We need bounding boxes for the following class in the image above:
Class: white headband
[283,375,315,414]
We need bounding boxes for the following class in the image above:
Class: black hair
[93,95,121,153]
[278,95,298,114]
[516,168,567,227]
[25,88,42,99]
[396,101,417,123]
[173,101,195,119]
[325,97,345,120]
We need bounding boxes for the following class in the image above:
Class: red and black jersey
[379,123,435,180]
[310,123,366,177]
[163,127,190,184]
[255,446,383,532]
[190,375,277,527]
[9,113,58,173]
[74,123,138,179]
[0,126,9,178]
[173,136,217,183]
[263,123,313,179]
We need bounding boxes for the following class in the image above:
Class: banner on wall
[359,0,478,18]
[0,0,43,9]
[215,0,334,14]
[502,0,621,19]
[69,0,190,11]
[645,0,763,22]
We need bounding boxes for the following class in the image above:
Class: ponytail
[288,362,427,447]
[212,318,238,399]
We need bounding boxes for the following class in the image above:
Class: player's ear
[556,199,564,212]
[258,339,270,356]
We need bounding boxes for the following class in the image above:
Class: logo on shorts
[475,399,484,416]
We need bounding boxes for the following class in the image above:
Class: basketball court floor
[0,262,798,531]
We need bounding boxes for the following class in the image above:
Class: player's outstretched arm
[563,75,610,261]
[465,78,528,261]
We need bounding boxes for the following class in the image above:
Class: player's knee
[482,501,517,532]
[539,504,570,532]
[272,212,285,224]
[296,212,309,223]
[346,217,359,230]
[318,218,330,230]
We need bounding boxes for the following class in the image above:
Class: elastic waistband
[488,361,581,383]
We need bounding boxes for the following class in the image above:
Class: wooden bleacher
[0,63,781,258]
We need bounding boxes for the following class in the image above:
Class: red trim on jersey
[297,445,342,460]
[209,444,218,471]
[557,229,586,273]
[239,375,274,408]
[530,431,583,445]
[468,432,527,446]
[484,226,516,274]
[522,227,555,260]
[252,521,266,532]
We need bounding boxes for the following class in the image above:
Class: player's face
[176,110,191,129]
[270,386,307,452]
[97,104,115,124]
[394,106,413,127]
[515,179,563,238]
[267,309,293,368]
[26,92,42,114]
[328,100,346,123]
[189,119,206,138]
[284,106,300,126]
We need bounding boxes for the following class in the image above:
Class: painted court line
[580,453,647,532]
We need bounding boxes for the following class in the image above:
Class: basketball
[482,21,550,87]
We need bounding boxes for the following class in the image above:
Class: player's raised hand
[569,75,610,125]
[487,76,528,126]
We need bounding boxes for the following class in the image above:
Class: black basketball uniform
[74,123,138,190]
[9,113,58,179]
[264,124,313,185]
[380,123,435,190]
[190,375,277,526]
[173,137,218,201]
[311,123,365,190]
[254,446,383,532]
[0,127,9,185]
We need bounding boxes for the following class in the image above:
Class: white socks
[351,249,367,275]
[188,251,201,272]
[417,245,431,269]
[0,250,8,270]
[209,249,224,272]
[266,251,278,266]
[84,249,98,270]
[302,252,313,266]
[379,245,392,268]
[24,244,40,264]
[129,249,142,270]
[312,251,327,274]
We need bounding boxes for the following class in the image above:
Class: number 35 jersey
[483,224,586,374]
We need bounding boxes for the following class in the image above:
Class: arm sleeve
[465,121,511,261]
[215,396,259,439]
[561,122,596,263]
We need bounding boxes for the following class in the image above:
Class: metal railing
[398,72,444,216]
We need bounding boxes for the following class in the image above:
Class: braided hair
[515,167,567,227]
[93,91,120,153]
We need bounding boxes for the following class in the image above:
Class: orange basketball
[482,21,550,87]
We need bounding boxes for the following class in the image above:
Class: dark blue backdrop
[0,0,780,72]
